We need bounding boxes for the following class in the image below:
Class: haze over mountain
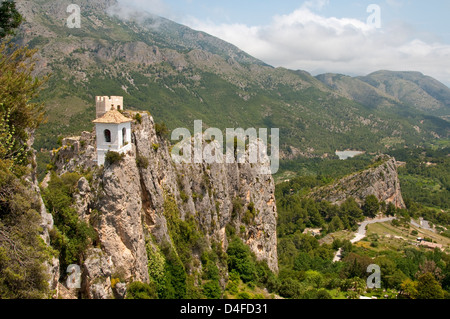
[15,0,450,159]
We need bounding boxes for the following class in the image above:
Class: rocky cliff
[309,155,406,209]
[44,111,278,298]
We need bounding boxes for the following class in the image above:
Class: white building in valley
[93,96,132,166]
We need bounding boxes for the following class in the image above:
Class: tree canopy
[0,0,22,39]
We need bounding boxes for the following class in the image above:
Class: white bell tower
[93,96,132,166]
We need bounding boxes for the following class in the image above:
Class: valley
[0,0,449,301]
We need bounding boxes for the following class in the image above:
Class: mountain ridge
[14,0,450,162]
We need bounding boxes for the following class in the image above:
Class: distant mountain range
[15,0,450,158]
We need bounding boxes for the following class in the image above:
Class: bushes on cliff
[0,159,53,298]
[136,155,149,169]
[227,237,257,283]
[0,6,55,298]
[155,122,169,139]
[105,151,125,166]
[42,171,96,273]
[126,281,157,299]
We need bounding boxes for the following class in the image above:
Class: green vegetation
[25,0,450,172]
[41,172,96,274]
[126,281,158,299]
[389,147,450,210]
[154,122,169,139]
[0,160,54,298]
[0,41,47,167]
[105,151,125,166]
[227,237,257,283]
[136,154,149,169]
[0,6,53,298]
[0,0,22,38]
[273,149,450,299]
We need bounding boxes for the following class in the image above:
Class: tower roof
[93,109,132,124]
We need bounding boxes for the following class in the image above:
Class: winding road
[333,217,396,262]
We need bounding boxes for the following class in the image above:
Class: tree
[294,252,312,272]
[399,279,418,299]
[202,280,221,299]
[0,3,53,298]
[0,42,47,166]
[363,195,380,218]
[416,260,443,282]
[278,277,303,299]
[0,0,22,38]
[385,202,397,217]
[416,273,445,299]
[340,197,364,226]
[328,215,344,233]
[227,237,257,283]
[126,281,158,299]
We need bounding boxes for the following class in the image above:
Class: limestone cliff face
[48,111,278,298]
[310,155,406,209]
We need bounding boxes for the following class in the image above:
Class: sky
[115,0,450,86]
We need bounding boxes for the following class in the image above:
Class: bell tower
[93,96,132,166]
[96,96,124,118]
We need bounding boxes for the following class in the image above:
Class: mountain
[317,71,450,117]
[14,0,450,162]
[309,155,406,209]
[41,110,278,298]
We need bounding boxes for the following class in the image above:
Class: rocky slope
[309,155,406,209]
[317,71,450,117]
[44,110,278,298]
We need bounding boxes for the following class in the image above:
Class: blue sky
[163,0,450,42]
[115,0,450,86]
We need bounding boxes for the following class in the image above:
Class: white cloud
[107,0,171,26]
[117,0,169,17]
[184,4,450,86]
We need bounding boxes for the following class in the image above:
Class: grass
[365,221,450,254]
[224,278,276,300]
[318,230,355,245]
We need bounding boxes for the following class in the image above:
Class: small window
[104,129,111,143]
[122,127,127,145]
[117,105,122,110]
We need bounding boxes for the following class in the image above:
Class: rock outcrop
[310,155,406,209]
[47,111,278,298]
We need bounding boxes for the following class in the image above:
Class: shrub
[180,190,188,203]
[202,280,222,299]
[134,113,142,124]
[155,122,169,138]
[232,197,243,219]
[136,155,149,169]
[42,171,96,272]
[0,160,53,298]
[227,237,257,283]
[237,292,252,299]
[126,281,158,299]
[105,151,125,166]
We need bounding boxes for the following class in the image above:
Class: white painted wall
[95,122,132,166]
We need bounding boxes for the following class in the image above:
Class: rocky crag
[43,111,278,299]
[309,155,406,209]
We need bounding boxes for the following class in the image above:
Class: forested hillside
[11,0,449,167]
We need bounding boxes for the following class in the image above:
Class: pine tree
[0,0,22,38]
